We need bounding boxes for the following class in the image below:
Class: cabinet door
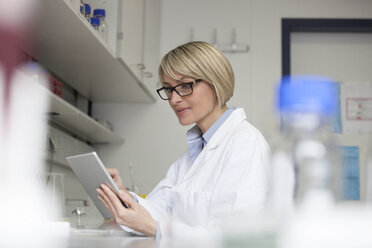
[120,0,145,81]
[142,0,161,97]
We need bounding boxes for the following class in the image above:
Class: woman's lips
[176,108,189,115]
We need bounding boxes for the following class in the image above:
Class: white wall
[93,0,372,195]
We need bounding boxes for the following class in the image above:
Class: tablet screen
[66,152,128,219]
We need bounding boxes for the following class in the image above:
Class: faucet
[72,207,86,228]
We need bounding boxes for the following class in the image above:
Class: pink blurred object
[0,28,28,116]
[0,1,70,247]
[0,0,39,125]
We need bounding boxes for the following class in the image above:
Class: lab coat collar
[181,108,247,182]
[186,108,246,150]
[205,108,247,150]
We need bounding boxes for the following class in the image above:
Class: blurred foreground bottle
[271,76,372,248]
[270,76,341,217]
[0,0,70,247]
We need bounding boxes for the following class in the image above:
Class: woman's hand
[106,168,125,191]
[97,184,157,236]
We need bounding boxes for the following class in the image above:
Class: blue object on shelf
[84,3,91,14]
[90,17,100,28]
[93,9,106,17]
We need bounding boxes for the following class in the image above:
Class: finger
[110,187,131,209]
[98,187,119,218]
[100,184,129,209]
[118,190,137,208]
[97,187,109,202]
[106,169,126,190]
[106,168,119,177]
[101,184,130,213]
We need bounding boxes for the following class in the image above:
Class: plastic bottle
[90,17,100,31]
[93,9,108,43]
[83,3,91,22]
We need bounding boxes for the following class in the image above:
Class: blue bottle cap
[277,75,338,115]
[84,3,91,14]
[90,17,100,27]
[93,9,106,17]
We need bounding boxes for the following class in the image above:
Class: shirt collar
[186,106,236,162]
[202,106,236,144]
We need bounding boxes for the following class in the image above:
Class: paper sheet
[341,82,372,134]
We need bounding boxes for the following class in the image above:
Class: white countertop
[66,220,156,248]
[68,231,155,248]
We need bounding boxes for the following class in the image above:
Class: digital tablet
[66,152,128,219]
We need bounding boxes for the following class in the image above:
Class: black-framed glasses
[156,79,203,100]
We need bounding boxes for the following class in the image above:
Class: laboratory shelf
[33,0,155,103]
[17,68,125,145]
[47,90,125,145]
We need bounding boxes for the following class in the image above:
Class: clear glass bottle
[90,17,100,31]
[93,9,108,43]
[83,3,91,22]
[79,0,85,15]
[272,76,372,248]
[270,76,341,217]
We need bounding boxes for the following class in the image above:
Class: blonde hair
[158,41,235,107]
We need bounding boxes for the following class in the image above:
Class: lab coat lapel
[181,108,247,182]
[206,108,246,150]
[181,144,209,183]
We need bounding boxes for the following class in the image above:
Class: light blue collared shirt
[187,106,236,163]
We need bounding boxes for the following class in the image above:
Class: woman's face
[162,72,220,133]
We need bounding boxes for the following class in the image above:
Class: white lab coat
[126,108,270,241]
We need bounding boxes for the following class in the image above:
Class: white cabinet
[120,0,145,81]
[119,0,161,97]
[142,0,161,96]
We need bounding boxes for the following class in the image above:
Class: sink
[70,228,128,237]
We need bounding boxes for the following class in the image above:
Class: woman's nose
[170,90,182,103]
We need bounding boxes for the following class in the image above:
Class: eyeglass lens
[160,83,193,100]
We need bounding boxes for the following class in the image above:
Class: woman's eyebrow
[163,77,192,86]
[176,76,194,82]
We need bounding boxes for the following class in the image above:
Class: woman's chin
[178,118,194,126]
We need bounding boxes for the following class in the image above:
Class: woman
[97,41,270,239]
